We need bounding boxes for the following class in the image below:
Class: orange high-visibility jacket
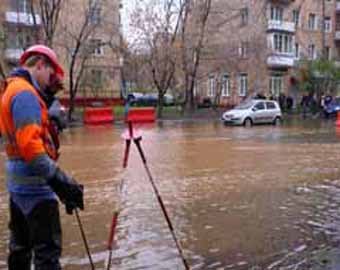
[0,76,58,162]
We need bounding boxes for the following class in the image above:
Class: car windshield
[235,101,255,110]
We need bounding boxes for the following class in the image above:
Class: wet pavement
[1,118,340,269]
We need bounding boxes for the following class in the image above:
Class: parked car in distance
[324,97,340,117]
[48,99,67,133]
[127,92,175,106]
[222,99,282,126]
[127,92,144,105]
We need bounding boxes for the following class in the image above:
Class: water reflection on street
[1,118,340,269]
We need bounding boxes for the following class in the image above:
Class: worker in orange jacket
[0,45,84,270]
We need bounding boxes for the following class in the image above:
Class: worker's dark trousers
[8,199,62,270]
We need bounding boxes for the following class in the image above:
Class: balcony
[267,20,295,33]
[267,53,295,68]
[5,11,41,26]
[4,48,24,61]
[335,31,340,41]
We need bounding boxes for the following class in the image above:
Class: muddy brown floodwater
[2,118,340,270]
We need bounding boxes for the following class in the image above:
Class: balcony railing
[5,11,41,26]
[4,48,24,61]
[267,20,295,33]
[267,53,295,68]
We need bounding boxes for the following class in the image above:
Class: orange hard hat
[20,45,64,79]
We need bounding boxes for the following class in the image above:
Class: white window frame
[308,44,316,59]
[207,75,215,97]
[269,74,283,97]
[238,73,247,97]
[292,9,299,26]
[273,33,293,54]
[308,13,317,30]
[324,17,331,33]
[221,74,230,97]
[295,43,300,59]
[271,6,283,21]
[239,42,248,58]
[17,0,30,13]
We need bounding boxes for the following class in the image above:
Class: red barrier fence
[337,112,340,127]
[127,107,156,123]
[83,107,114,125]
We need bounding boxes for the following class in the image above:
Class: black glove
[48,167,84,215]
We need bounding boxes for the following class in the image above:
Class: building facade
[194,0,339,107]
[0,0,123,99]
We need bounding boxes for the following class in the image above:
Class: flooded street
[2,118,340,269]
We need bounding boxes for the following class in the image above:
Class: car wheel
[273,117,282,126]
[243,118,253,127]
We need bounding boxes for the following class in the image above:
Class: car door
[252,101,266,123]
[265,101,277,123]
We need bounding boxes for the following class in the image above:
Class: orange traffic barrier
[83,107,114,125]
[127,107,156,123]
[336,112,340,127]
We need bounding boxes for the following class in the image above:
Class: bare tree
[179,0,212,112]
[129,0,185,117]
[58,1,100,120]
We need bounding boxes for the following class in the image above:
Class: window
[239,42,248,58]
[271,6,283,21]
[221,74,230,97]
[11,0,30,13]
[7,30,32,49]
[266,102,276,110]
[273,33,293,53]
[89,3,102,25]
[269,75,283,97]
[336,14,340,31]
[240,8,248,25]
[308,44,316,59]
[254,102,265,110]
[89,39,104,56]
[91,69,103,87]
[308,13,317,30]
[292,10,299,26]
[295,43,299,58]
[324,17,331,32]
[238,73,247,97]
[208,75,215,97]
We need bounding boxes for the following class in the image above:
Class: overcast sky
[121,0,138,42]
[121,0,169,43]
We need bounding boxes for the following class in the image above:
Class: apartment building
[195,0,338,107]
[0,0,123,99]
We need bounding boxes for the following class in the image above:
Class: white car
[222,99,282,126]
